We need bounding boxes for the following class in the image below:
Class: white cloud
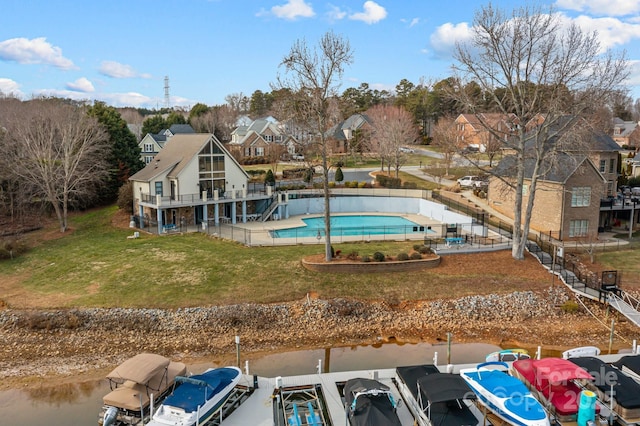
[99,61,151,79]
[326,5,347,21]
[429,22,472,59]
[0,37,75,69]
[555,0,640,16]
[409,18,420,28]
[349,1,387,24]
[569,14,640,51]
[269,0,314,20]
[0,78,22,97]
[66,77,95,93]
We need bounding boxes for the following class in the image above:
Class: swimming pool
[271,215,433,238]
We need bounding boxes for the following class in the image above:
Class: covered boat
[460,362,549,426]
[147,366,242,426]
[396,365,478,426]
[99,353,187,426]
[512,358,599,423]
[344,378,401,426]
[570,356,640,424]
[613,355,640,382]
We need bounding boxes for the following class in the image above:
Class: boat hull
[147,366,242,426]
[460,362,549,426]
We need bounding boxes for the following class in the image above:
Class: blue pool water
[271,215,432,238]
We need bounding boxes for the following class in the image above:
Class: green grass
[1,207,471,308]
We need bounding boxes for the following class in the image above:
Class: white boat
[460,361,549,426]
[486,348,530,362]
[99,353,187,426]
[147,366,242,426]
[561,346,600,359]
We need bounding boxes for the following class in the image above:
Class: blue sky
[1,0,639,109]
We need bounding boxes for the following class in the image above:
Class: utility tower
[164,76,170,109]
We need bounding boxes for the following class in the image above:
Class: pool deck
[224,212,443,246]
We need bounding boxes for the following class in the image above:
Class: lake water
[0,341,500,425]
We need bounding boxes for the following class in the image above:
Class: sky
[1,0,640,110]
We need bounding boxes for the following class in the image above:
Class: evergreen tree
[88,102,144,204]
[334,166,344,183]
[264,169,276,186]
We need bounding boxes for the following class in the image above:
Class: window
[144,143,154,152]
[144,156,153,164]
[155,181,163,196]
[609,158,615,174]
[571,187,591,207]
[599,160,606,173]
[255,147,265,157]
[569,220,588,237]
[264,135,273,142]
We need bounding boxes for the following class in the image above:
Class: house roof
[613,119,639,138]
[493,152,603,184]
[130,133,247,182]
[167,124,195,135]
[525,116,620,153]
[326,113,372,140]
[456,113,517,131]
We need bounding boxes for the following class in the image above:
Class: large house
[612,118,640,149]
[130,133,278,234]
[324,113,373,155]
[227,118,297,161]
[138,124,195,164]
[487,118,621,240]
[454,113,517,152]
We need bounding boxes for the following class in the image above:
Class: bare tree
[451,3,629,259]
[430,117,458,178]
[1,98,110,232]
[274,31,354,261]
[366,105,419,178]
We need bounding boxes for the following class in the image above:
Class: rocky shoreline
[1,287,637,390]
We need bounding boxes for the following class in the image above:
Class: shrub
[373,251,385,262]
[335,166,344,183]
[402,181,418,189]
[410,252,423,260]
[358,182,368,188]
[561,300,580,313]
[413,244,422,251]
[347,250,359,260]
[117,182,134,213]
[419,245,431,254]
[397,252,409,261]
[328,181,336,188]
[361,255,371,262]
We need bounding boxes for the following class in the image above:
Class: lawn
[0,206,552,310]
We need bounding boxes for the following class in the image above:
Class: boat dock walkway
[220,369,417,425]
[526,241,640,328]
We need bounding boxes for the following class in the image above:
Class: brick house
[612,117,640,149]
[228,118,290,161]
[487,119,619,240]
[454,113,517,152]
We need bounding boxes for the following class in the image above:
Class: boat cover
[418,373,476,403]
[162,367,240,413]
[570,357,640,409]
[106,353,170,385]
[344,378,401,426]
[396,364,440,400]
[613,355,640,376]
[513,358,596,418]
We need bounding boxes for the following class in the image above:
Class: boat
[460,361,549,426]
[395,365,479,426]
[343,377,402,425]
[561,346,601,359]
[569,356,640,424]
[147,366,242,426]
[512,358,599,423]
[99,353,187,426]
[613,355,640,382]
[486,348,531,362]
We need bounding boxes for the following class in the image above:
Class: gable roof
[613,119,639,138]
[326,113,372,141]
[524,116,620,153]
[167,124,195,135]
[130,133,248,182]
[493,152,603,184]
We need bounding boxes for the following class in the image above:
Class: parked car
[399,146,415,154]
[457,175,485,188]
[291,153,305,161]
